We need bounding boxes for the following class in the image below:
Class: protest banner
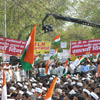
[0,37,50,56]
[35,42,50,54]
[60,42,67,48]
[71,38,100,56]
[70,58,80,70]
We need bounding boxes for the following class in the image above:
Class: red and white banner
[0,37,26,57]
[0,37,51,57]
[70,38,100,56]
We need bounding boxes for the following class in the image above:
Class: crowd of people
[0,58,100,100]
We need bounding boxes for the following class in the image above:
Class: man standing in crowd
[50,64,57,75]
[5,65,11,82]
[13,65,21,81]
[19,65,26,81]
[0,64,3,80]
[81,62,89,74]
[57,63,64,77]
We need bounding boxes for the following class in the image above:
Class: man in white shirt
[50,64,57,75]
[19,65,26,81]
[13,66,21,81]
[5,66,11,82]
[56,63,64,77]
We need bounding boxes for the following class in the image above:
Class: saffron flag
[50,48,58,58]
[20,24,37,71]
[97,65,100,77]
[1,69,7,100]
[63,60,68,76]
[45,60,51,74]
[44,77,58,100]
[54,35,60,44]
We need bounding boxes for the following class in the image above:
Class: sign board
[57,52,68,59]
[3,54,11,62]
[44,55,50,61]
[0,37,51,56]
[70,58,80,70]
[60,42,67,48]
[63,49,70,57]
[34,42,51,54]
[49,49,55,56]
[71,38,100,56]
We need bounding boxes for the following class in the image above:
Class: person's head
[95,85,100,93]
[11,93,17,99]
[82,89,90,98]
[73,94,78,100]
[28,95,33,100]
[10,87,16,93]
[54,88,62,99]
[67,85,73,92]
[52,65,56,69]
[78,95,85,100]
[34,88,42,97]
[87,84,92,92]
[90,92,99,100]
[15,66,18,71]
[19,65,23,70]
[73,85,77,91]
[42,63,46,68]
[22,93,29,100]
[54,59,57,64]
[6,66,9,71]
[63,96,70,100]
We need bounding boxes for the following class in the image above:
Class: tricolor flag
[1,69,7,100]
[54,35,60,44]
[79,56,85,63]
[34,55,39,65]
[50,48,58,58]
[94,53,100,60]
[70,57,84,71]
[63,60,68,76]
[20,24,37,71]
[44,77,58,100]
[45,60,51,74]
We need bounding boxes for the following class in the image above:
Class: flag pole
[2,51,5,69]
[4,0,7,37]
[28,70,29,79]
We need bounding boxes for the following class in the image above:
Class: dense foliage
[0,0,100,49]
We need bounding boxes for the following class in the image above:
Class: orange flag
[97,65,100,77]
[1,69,7,100]
[44,77,58,100]
[24,24,37,64]
[38,92,42,98]
[45,60,51,74]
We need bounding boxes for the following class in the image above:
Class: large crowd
[0,58,100,100]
